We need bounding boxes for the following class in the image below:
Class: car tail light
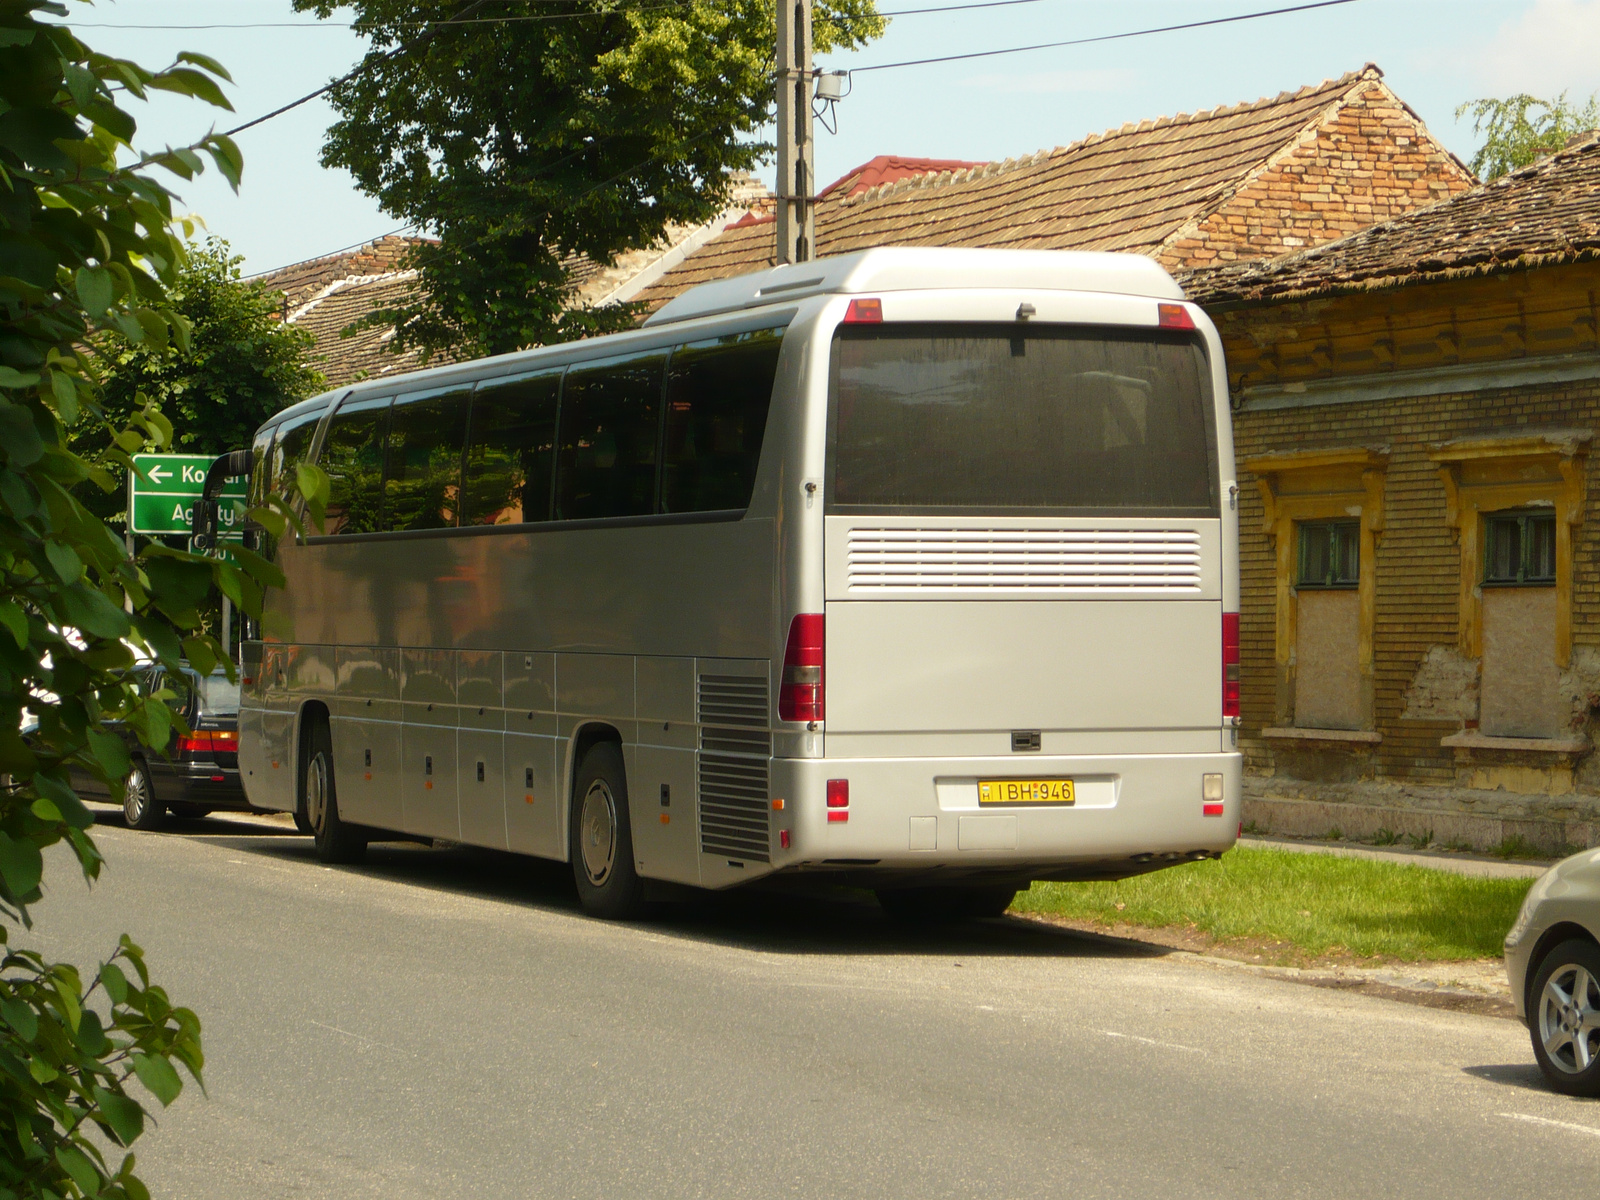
[843,297,882,324]
[178,730,238,754]
[1222,612,1240,720]
[779,613,825,722]
[1158,302,1196,330]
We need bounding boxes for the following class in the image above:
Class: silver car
[1504,846,1600,1096]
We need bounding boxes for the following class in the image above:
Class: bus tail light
[827,778,848,823]
[1222,612,1240,719]
[1158,302,1196,330]
[1202,773,1225,817]
[843,298,882,324]
[779,613,825,722]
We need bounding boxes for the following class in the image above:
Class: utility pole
[775,0,814,264]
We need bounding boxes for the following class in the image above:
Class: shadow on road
[92,803,1167,963]
[1463,1063,1549,1094]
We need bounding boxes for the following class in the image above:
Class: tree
[96,237,324,459]
[1456,91,1600,180]
[0,3,317,1196]
[292,0,887,360]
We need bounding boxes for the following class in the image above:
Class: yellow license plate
[977,778,1075,806]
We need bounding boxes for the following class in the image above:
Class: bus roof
[643,246,1185,327]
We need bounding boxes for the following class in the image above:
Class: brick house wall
[1194,249,1600,852]
[1164,74,1475,268]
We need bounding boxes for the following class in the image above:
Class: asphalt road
[24,810,1600,1200]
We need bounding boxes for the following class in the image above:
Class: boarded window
[462,371,560,526]
[320,395,391,535]
[660,328,783,514]
[384,389,470,531]
[555,352,665,521]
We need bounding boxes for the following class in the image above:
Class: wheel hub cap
[580,781,617,887]
[307,755,328,833]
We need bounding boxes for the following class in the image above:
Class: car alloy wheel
[1538,961,1600,1074]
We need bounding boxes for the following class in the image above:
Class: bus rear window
[829,324,1218,515]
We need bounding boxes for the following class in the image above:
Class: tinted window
[661,328,783,513]
[462,372,560,526]
[384,388,470,531]
[830,325,1217,514]
[271,409,323,508]
[555,353,665,521]
[249,424,277,508]
[320,395,391,535]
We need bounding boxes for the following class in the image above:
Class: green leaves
[1458,91,1600,179]
[0,833,44,903]
[0,10,276,1197]
[75,266,113,318]
[303,0,885,359]
[130,1053,182,1107]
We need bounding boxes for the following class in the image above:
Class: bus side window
[249,425,276,509]
[461,372,560,526]
[661,327,783,514]
[384,389,470,531]
[555,352,665,521]
[271,410,323,516]
[320,396,392,535]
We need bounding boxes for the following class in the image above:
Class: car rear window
[194,672,240,716]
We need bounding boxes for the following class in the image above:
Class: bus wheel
[122,759,164,831]
[569,743,645,919]
[303,719,366,865]
[875,885,1018,924]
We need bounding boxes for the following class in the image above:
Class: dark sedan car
[73,663,247,828]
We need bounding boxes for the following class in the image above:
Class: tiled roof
[284,271,448,389]
[255,234,424,313]
[254,173,774,388]
[818,155,987,199]
[1183,134,1600,306]
[636,66,1447,310]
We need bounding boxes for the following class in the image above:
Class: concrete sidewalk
[1239,835,1550,878]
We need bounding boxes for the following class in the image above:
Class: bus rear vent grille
[697,674,770,727]
[846,528,1203,591]
[698,673,771,863]
[698,753,770,862]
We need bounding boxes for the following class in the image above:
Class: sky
[65,0,1600,276]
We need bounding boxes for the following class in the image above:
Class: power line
[242,0,1367,270]
[63,0,1052,30]
[850,0,1362,72]
[221,0,495,137]
[65,3,688,31]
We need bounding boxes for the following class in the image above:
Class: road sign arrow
[147,465,172,484]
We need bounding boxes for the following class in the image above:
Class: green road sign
[129,453,247,535]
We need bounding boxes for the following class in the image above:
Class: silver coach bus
[233,247,1242,919]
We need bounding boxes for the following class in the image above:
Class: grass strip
[1013,846,1535,962]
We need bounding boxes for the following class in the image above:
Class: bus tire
[302,719,366,864]
[569,742,645,920]
[876,885,1018,924]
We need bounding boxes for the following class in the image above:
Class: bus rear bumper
[768,750,1242,882]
